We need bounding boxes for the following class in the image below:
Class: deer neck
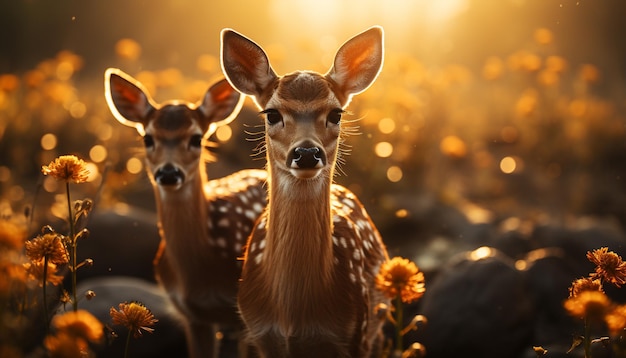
[264,165,335,302]
[153,169,212,260]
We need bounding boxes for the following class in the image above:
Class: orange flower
[24,260,64,287]
[42,155,90,183]
[376,257,425,304]
[25,233,68,265]
[605,304,626,335]
[110,301,158,338]
[568,277,603,298]
[44,331,87,358]
[586,247,626,287]
[51,310,104,343]
[564,290,612,320]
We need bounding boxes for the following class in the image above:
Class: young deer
[104,68,267,358]
[221,27,390,357]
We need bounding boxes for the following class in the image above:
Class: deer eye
[327,109,343,125]
[143,134,155,148]
[189,134,203,148]
[261,109,283,125]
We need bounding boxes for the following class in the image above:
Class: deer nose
[155,163,185,186]
[288,146,325,169]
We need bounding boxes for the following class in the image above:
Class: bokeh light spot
[56,61,74,81]
[215,125,233,142]
[469,246,494,261]
[89,145,108,163]
[95,123,113,141]
[40,133,57,150]
[386,165,403,182]
[500,126,519,143]
[126,157,143,174]
[500,156,518,174]
[0,166,10,182]
[440,135,467,158]
[115,38,141,61]
[197,54,218,74]
[85,162,99,182]
[8,185,24,202]
[534,28,553,45]
[378,117,396,134]
[375,142,393,158]
[69,101,87,118]
[43,177,58,193]
[395,208,409,218]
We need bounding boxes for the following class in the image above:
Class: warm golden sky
[1,0,624,81]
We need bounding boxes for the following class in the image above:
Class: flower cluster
[0,155,158,357]
[42,155,90,183]
[560,247,626,356]
[376,256,426,304]
[110,301,158,339]
[376,256,427,357]
[44,310,104,358]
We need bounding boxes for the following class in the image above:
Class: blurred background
[1,0,625,258]
[1,0,626,356]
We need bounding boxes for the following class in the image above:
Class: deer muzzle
[155,163,185,187]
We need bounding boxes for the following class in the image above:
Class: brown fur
[106,68,267,358]
[221,27,389,357]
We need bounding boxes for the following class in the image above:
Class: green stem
[395,294,403,353]
[124,329,132,358]
[43,255,49,334]
[65,181,77,312]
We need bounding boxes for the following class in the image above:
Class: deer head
[105,68,243,191]
[221,26,383,185]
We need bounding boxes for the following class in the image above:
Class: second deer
[105,69,267,358]
[221,27,390,357]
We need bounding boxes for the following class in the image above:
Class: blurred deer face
[105,68,243,192]
[140,103,206,190]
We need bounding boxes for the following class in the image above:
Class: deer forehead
[149,104,203,133]
[266,72,342,113]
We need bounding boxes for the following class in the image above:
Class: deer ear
[104,68,156,135]
[220,28,277,101]
[326,26,384,106]
[197,78,244,130]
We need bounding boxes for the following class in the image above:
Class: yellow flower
[51,310,104,344]
[0,219,26,251]
[564,290,612,320]
[376,257,425,304]
[41,155,90,183]
[605,304,626,335]
[586,247,626,287]
[24,260,64,287]
[568,277,603,298]
[110,301,158,338]
[25,233,68,265]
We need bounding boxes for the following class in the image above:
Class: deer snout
[155,163,185,186]
[288,146,326,170]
